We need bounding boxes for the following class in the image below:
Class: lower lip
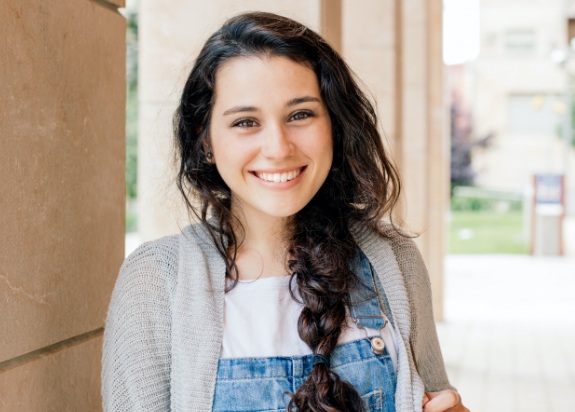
[250,167,306,189]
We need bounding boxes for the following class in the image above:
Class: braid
[287,193,362,412]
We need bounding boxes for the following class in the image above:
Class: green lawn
[449,210,528,254]
[126,200,138,233]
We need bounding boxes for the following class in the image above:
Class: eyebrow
[222,105,258,116]
[286,96,321,106]
[222,96,321,116]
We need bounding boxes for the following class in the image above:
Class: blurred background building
[442,1,575,410]
[448,0,575,257]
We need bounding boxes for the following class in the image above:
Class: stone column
[398,0,447,320]
[321,0,342,53]
[343,0,447,319]
[0,0,126,410]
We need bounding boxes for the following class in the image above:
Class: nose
[261,124,293,159]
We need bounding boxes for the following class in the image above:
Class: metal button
[371,337,385,354]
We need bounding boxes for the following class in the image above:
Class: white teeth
[256,169,301,182]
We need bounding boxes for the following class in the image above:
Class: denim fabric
[213,252,396,412]
[213,339,396,412]
[348,251,394,329]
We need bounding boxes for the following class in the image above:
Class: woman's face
[209,55,333,223]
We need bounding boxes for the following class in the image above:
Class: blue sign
[534,174,564,205]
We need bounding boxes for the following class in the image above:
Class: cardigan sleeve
[387,231,455,392]
[102,238,178,411]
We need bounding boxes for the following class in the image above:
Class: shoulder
[377,222,426,273]
[110,222,219,310]
[104,234,181,343]
[122,222,217,275]
[352,221,430,297]
[351,221,423,264]
[115,232,181,295]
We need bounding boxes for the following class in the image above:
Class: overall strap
[349,251,395,330]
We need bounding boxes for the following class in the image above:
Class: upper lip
[250,166,305,174]
[251,166,306,183]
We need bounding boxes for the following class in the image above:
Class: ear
[200,132,215,164]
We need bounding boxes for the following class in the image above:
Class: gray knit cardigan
[102,222,454,411]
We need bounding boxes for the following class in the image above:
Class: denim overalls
[213,252,397,412]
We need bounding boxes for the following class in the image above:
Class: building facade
[468,0,575,215]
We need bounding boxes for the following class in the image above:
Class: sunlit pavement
[438,254,575,412]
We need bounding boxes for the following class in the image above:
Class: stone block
[343,0,394,49]
[137,102,190,241]
[104,0,125,8]
[0,335,103,412]
[344,49,396,132]
[341,0,397,152]
[0,0,125,362]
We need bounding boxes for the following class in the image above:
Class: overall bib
[213,252,397,412]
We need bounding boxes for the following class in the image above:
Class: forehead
[215,54,314,78]
[212,55,321,104]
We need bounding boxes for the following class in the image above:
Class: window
[507,94,563,135]
[504,29,536,54]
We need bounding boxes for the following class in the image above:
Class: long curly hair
[174,11,401,412]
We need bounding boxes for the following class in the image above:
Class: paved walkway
[438,255,575,412]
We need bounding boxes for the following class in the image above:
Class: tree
[126,9,138,200]
[450,92,494,194]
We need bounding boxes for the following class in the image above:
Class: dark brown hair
[174,11,401,411]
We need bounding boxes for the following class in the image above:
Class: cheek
[212,140,255,182]
[316,127,334,163]
[210,130,239,161]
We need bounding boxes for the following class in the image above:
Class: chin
[266,209,301,219]
[262,203,307,219]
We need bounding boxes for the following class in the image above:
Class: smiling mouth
[253,167,304,183]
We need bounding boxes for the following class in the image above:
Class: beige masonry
[0,0,126,410]
[138,0,447,319]
[343,0,447,318]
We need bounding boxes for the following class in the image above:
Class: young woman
[102,11,469,412]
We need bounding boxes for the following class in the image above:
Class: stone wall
[0,0,126,410]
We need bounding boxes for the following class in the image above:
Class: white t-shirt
[220,275,398,370]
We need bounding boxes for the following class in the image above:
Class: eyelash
[232,118,257,128]
[289,110,315,121]
[231,110,316,128]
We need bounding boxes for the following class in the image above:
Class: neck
[236,211,287,253]
[230,204,292,280]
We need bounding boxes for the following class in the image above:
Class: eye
[289,110,315,122]
[232,118,258,128]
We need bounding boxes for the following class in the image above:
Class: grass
[449,210,528,254]
[126,200,138,233]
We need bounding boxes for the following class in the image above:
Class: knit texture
[102,222,453,411]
